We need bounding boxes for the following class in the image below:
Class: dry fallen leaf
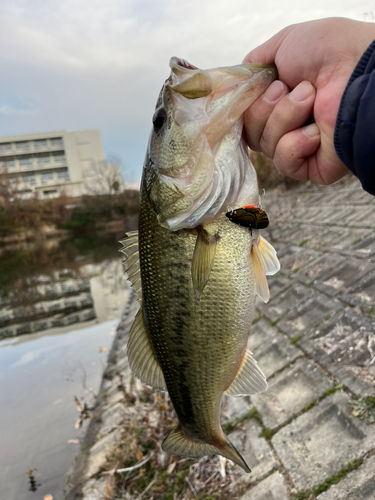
[99,347,108,352]
[67,439,79,444]
[167,461,176,474]
[44,495,53,500]
[136,449,143,461]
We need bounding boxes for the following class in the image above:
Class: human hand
[243,18,375,185]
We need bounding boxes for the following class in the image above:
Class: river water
[0,233,129,500]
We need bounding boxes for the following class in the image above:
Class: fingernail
[290,81,313,102]
[263,81,284,103]
[302,123,320,137]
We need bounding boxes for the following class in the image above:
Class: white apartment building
[0,130,106,200]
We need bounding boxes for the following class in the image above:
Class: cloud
[0,0,370,183]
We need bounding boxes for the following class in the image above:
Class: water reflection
[0,233,127,340]
[0,233,129,500]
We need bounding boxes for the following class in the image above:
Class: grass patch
[290,334,303,345]
[299,239,309,247]
[270,318,280,327]
[223,408,262,432]
[259,428,275,440]
[252,316,261,325]
[293,267,301,273]
[326,385,342,396]
[303,399,316,412]
[292,457,364,499]
[350,396,375,423]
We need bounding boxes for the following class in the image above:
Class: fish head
[145,57,277,230]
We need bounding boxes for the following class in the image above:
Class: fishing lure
[225,205,269,230]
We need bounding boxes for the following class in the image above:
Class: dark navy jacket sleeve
[334,40,375,195]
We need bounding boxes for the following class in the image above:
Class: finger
[273,123,321,181]
[260,81,316,158]
[244,80,289,151]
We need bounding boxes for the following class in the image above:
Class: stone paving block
[229,421,278,486]
[295,254,345,285]
[316,454,375,500]
[252,358,331,429]
[277,293,342,338]
[345,205,375,228]
[269,224,296,242]
[325,227,367,253]
[342,235,375,258]
[97,402,126,438]
[248,319,301,379]
[298,226,341,251]
[255,275,292,311]
[313,257,373,296]
[272,392,375,491]
[84,431,119,480]
[329,365,375,397]
[239,472,289,500]
[300,308,374,368]
[339,271,375,311]
[222,395,252,422]
[257,284,313,323]
[277,246,320,274]
[321,206,353,225]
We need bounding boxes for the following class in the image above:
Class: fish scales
[139,190,254,440]
[122,57,280,472]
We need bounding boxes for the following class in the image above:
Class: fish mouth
[170,57,199,71]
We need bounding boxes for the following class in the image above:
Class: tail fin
[162,424,251,473]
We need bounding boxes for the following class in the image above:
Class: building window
[34,139,47,149]
[57,169,70,182]
[50,137,63,147]
[19,156,33,167]
[37,154,50,165]
[1,158,15,169]
[41,172,54,185]
[15,141,29,150]
[53,151,66,163]
[23,174,36,186]
[0,142,11,152]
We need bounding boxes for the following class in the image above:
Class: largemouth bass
[121,58,280,472]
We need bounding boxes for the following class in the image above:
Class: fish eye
[152,108,167,131]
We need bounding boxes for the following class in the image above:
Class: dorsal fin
[127,308,166,390]
[119,231,142,299]
[225,349,267,396]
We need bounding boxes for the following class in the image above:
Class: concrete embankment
[65,176,375,500]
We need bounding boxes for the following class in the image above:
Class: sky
[0,0,373,185]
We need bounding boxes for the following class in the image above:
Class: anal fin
[225,349,267,396]
[162,425,251,473]
[127,308,166,390]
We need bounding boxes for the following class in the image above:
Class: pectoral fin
[251,235,280,303]
[251,241,270,303]
[191,229,218,298]
[225,349,267,396]
[127,308,166,390]
[120,231,142,299]
[257,235,280,275]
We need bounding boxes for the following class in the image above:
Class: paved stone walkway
[234,175,375,499]
[65,175,375,499]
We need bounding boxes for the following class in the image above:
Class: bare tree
[0,164,20,204]
[84,155,124,195]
